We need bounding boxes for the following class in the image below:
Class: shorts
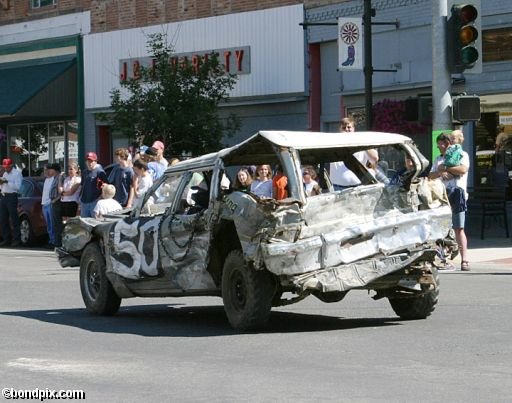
[452,211,465,229]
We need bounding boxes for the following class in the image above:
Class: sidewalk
[464,209,511,264]
[467,237,512,263]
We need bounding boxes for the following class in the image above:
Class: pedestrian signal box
[452,95,480,121]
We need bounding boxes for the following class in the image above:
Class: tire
[20,216,35,246]
[388,267,440,320]
[80,242,121,315]
[221,250,276,330]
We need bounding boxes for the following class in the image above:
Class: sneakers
[10,240,20,247]
[438,262,457,272]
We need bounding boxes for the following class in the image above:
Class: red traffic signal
[458,4,477,24]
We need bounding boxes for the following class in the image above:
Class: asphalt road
[0,247,511,403]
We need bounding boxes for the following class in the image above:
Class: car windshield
[139,174,181,216]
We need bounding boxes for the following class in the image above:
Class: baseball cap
[152,141,164,151]
[2,158,13,168]
[85,152,98,161]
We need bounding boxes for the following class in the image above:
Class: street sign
[338,18,363,70]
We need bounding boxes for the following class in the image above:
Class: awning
[0,58,76,118]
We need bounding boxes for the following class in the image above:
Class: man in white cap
[0,158,22,246]
[152,140,168,169]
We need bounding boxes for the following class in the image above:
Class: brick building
[0,0,307,170]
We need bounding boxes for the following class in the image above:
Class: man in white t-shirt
[329,117,380,188]
[429,130,470,271]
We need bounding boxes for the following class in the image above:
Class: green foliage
[102,33,240,157]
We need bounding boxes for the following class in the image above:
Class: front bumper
[55,247,80,268]
[290,250,434,293]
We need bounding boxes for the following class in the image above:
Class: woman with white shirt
[59,161,81,220]
[250,164,273,198]
[126,159,153,208]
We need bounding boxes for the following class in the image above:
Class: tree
[103,33,240,158]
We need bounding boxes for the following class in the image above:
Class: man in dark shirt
[80,152,108,218]
[108,148,134,207]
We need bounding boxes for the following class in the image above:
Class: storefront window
[50,123,65,166]
[8,126,29,175]
[32,0,57,8]
[6,121,75,176]
[0,128,6,158]
[29,123,49,175]
[483,28,512,62]
[67,122,79,162]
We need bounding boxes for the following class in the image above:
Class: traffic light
[446,2,482,74]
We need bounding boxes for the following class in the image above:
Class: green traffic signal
[461,46,479,65]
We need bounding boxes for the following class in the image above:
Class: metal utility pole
[432,1,452,132]
[362,0,398,130]
[363,0,373,130]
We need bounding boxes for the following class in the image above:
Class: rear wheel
[388,267,440,320]
[222,250,276,330]
[80,242,121,315]
[20,216,34,246]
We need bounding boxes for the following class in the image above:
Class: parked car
[18,177,48,246]
[56,131,452,330]
[0,176,47,246]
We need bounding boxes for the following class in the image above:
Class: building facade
[304,0,512,179]
[1,0,511,176]
[0,8,90,175]
[83,4,308,161]
[0,0,307,168]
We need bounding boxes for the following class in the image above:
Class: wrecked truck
[57,130,452,330]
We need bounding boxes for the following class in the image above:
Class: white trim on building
[0,11,91,46]
[83,4,306,110]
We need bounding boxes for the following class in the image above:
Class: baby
[94,184,123,219]
[443,130,464,167]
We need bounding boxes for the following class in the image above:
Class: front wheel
[388,267,440,320]
[221,250,276,330]
[20,216,34,246]
[80,242,121,315]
